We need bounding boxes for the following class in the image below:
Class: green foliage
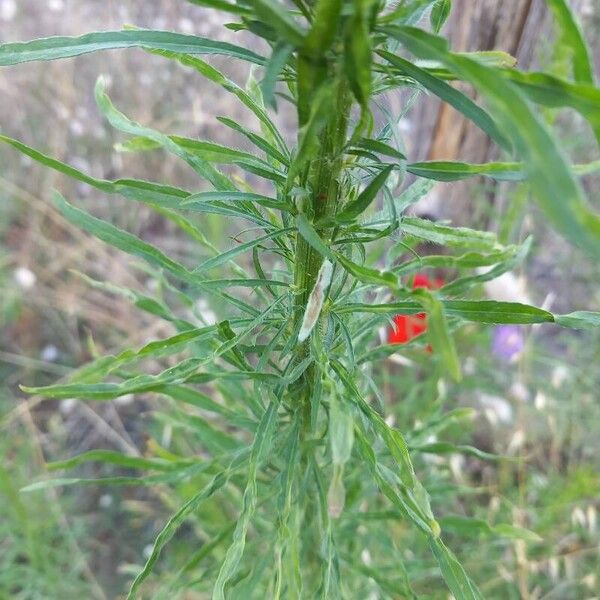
[1,1,599,598]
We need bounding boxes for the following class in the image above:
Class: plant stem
[290,77,351,417]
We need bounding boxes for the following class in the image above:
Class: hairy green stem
[290,77,351,416]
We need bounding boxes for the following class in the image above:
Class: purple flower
[491,325,525,362]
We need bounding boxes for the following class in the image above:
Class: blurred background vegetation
[0,1,599,598]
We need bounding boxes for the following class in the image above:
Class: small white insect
[298,260,333,343]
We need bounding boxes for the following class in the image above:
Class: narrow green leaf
[555,311,600,329]
[182,190,293,212]
[439,516,542,542]
[212,401,278,600]
[249,0,306,47]
[95,77,235,192]
[260,41,294,108]
[399,217,499,250]
[127,469,233,599]
[337,164,394,222]
[429,538,484,600]
[378,50,511,151]
[352,138,406,160]
[187,0,252,15]
[336,300,555,324]
[329,392,354,466]
[501,70,600,145]
[336,253,398,289]
[134,44,287,153]
[194,227,294,273]
[547,0,595,84]
[344,0,373,109]
[216,116,289,166]
[0,134,192,208]
[412,442,501,461]
[47,450,183,472]
[386,26,600,258]
[413,289,461,381]
[394,246,518,275]
[52,191,194,283]
[407,160,525,182]
[0,29,265,66]
[295,214,335,260]
[332,362,416,488]
[430,0,451,33]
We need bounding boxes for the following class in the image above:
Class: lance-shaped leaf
[399,217,499,250]
[127,460,241,600]
[430,0,451,33]
[212,401,278,600]
[336,164,394,222]
[194,227,294,274]
[335,300,555,324]
[547,0,595,84]
[351,138,406,160]
[133,44,287,153]
[186,0,252,15]
[430,538,484,600]
[0,134,192,208]
[385,26,600,258]
[95,77,235,192]
[344,0,373,110]
[260,41,294,108]
[183,191,293,212]
[378,50,511,151]
[501,70,600,145]
[295,214,335,260]
[0,29,265,66]
[336,253,398,289]
[52,191,194,284]
[413,288,461,381]
[407,160,525,182]
[250,0,306,47]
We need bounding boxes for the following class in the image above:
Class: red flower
[388,273,444,345]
